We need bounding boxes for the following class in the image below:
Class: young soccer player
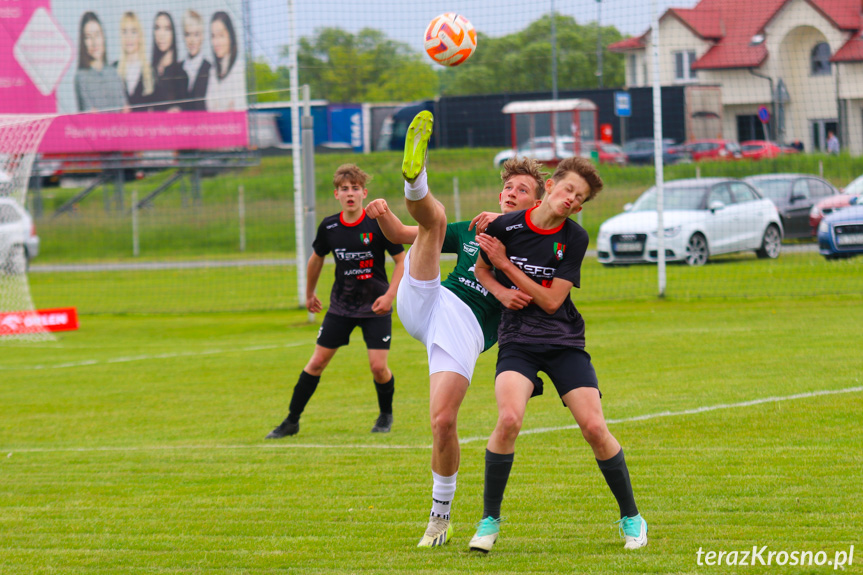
[266,164,405,438]
[469,156,648,552]
[365,111,541,547]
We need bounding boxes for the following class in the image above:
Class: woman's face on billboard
[184,20,203,58]
[121,20,140,56]
[154,14,173,53]
[84,20,105,64]
[211,19,230,60]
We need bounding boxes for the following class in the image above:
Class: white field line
[0,342,309,371]
[4,385,861,455]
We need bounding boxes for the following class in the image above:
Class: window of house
[674,51,697,82]
[811,43,831,76]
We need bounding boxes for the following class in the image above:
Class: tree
[438,14,625,96]
[286,27,438,103]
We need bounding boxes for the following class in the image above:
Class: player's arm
[474,257,533,311]
[305,252,325,314]
[372,251,405,315]
[477,233,572,315]
[366,198,418,245]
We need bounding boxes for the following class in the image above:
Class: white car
[0,197,39,273]
[494,136,569,167]
[597,178,783,266]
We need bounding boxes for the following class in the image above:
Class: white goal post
[0,114,55,341]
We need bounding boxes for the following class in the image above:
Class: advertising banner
[0,0,248,152]
[0,307,79,336]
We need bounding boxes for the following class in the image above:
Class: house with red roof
[609,0,863,154]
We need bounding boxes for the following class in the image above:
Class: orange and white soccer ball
[424,13,477,67]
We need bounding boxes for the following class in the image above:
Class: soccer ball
[424,13,477,67]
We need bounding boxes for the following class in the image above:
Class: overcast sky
[249,0,700,64]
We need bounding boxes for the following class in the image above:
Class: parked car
[744,174,841,239]
[0,197,39,273]
[740,140,782,160]
[809,173,863,233]
[622,138,691,165]
[673,139,743,161]
[596,178,782,266]
[493,136,626,167]
[817,204,863,259]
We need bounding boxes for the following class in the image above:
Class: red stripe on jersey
[340,209,367,227]
[524,205,565,235]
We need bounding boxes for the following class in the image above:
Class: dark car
[817,204,863,259]
[622,138,691,165]
[743,174,841,239]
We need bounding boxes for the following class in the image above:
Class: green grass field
[2,271,862,573]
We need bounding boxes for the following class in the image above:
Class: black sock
[374,375,394,414]
[596,448,639,518]
[483,449,514,519]
[287,371,320,424]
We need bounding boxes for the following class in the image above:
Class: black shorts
[496,343,600,400]
[316,312,392,350]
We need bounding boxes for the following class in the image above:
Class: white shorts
[397,247,485,381]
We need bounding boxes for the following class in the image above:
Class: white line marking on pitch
[0,342,309,371]
[3,385,861,455]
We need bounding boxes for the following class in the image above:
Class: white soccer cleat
[417,516,453,547]
[468,516,502,553]
[617,514,648,549]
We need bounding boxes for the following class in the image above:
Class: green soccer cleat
[468,516,502,553]
[402,111,434,183]
[616,514,648,549]
[417,516,453,547]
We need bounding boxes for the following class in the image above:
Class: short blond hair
[549,156,604,202]
[333,164,371,188]
[500,157,546,198]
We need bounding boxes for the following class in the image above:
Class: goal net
[0,114,55,341]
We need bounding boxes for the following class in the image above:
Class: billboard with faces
[0,0,248,152]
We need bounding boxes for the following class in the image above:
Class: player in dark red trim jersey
[266,164,405,438]
[469,156,648,553]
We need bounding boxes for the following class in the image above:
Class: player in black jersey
[266,164,405,438]
[470,156,648,552]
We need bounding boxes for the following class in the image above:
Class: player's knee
[496,410,523,438]
[430,409,458,439]
[579,419,609,446]
[305,357,329,375]
[369,362,390,382]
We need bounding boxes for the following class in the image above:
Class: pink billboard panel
[0,0,248,152]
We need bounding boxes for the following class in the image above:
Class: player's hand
[468,211,500,234]
[497,288,533,310]
[476,233,509,268]
[306,294,323,314]
[366,198,389,219]
[371,294,393,315]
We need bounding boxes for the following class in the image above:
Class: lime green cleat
[616,514,648,549]
[402,111,434,183]
[468,516,502,553]
[417,516,453,547]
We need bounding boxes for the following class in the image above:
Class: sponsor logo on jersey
[326,222,339,230]
[506,223,524,231]
[553,242,566,261]
[361,232,373,245]
[334,248,374,261]
[463,242,479,256]
[509,256,555,279]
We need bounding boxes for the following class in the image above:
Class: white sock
[430,471,457,520]
[404,169,428,201]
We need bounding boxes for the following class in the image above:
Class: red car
[583,141,629,166]
[673,139,743,162]
[741,140,782,160]
[809,173,863,234]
